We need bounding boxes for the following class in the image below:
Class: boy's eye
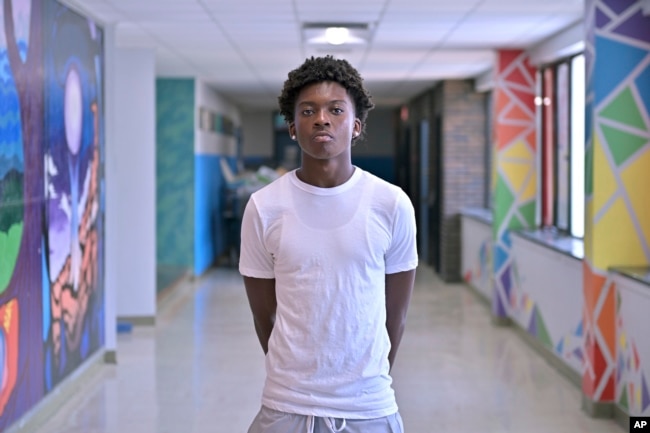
[302,109,314,116]
[332,108,343,114]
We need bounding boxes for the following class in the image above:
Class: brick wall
[438,80,487,282]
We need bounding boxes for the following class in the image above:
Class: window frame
[537,52,585,238]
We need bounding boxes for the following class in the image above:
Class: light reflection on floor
[28,265,623,433]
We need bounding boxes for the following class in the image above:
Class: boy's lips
[311,132,333,142]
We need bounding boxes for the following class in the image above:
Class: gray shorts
[247,406,404,433]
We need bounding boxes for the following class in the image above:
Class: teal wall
[156,79,195,269]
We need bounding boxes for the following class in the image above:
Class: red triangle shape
[506,66,532,87]
[504,102,534,122]
[496,124,528,150]
[495,89,510,114]
[509,87,536,112]
[526,130,537,152]
[498,49,524,72]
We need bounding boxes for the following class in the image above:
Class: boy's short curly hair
[278,55,375,140]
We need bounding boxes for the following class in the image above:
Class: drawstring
[326,417,347,432]
[306,416,347,433]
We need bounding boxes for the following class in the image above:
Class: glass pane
[570,55,585,238]
[556,63,570,231]
[535,71,542,226]
[542,68,555,227]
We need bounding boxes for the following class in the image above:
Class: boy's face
[289,81,361,162]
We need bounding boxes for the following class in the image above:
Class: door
[429,115,442,272]
[418,120,430,264]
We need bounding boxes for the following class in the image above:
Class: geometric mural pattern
[492,50,538,319]
[506,252,585,375]
[617,289,650,416]
[584,0,650,405]
[513,285,585,368]
[463,237,492,295]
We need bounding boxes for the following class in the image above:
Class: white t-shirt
[239,167,418,419]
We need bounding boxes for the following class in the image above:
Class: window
[537,53,585,238]
[569,55,585,238]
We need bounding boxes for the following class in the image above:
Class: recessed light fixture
[302,22,371,47]
[325,27,349,45]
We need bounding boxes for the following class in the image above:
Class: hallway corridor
[28,265,623,433]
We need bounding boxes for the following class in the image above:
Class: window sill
[460,207,493,225]
[513,228,584,261]
[610,266,650,287]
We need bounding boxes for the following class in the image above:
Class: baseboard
[104,349,117,364]
[613,404,629,430]
[5,349,109,432]
[117,315,156,326]
[491,315,512,327]
[582,395,615,418]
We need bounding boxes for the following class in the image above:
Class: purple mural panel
[602,0,636,15]
[611,9,650,42]
[43,0,104,390]
[596,7,611,29]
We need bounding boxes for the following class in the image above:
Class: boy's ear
[288,123,296,139]
[353,119,362,137]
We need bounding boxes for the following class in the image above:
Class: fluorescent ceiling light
[302,23,371,47]
[325,27,349,45]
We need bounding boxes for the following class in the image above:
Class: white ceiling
[63,0,584,110]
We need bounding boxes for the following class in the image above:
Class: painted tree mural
[1,1,46,424]
[0,0,104,428]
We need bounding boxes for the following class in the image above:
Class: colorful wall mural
[0,0,104,428]
[584,0,650,411]
[509,236,585,375]
[616,276,650,416]
[461,212,493,301]
[491,49,538,320]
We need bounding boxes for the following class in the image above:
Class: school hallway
[26,264,623,433]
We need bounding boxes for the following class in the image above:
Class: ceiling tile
[69,0,586,109]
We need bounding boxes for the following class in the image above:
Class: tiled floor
[27,264,623,433]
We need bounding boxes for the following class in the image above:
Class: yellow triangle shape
[499,159,532,193]
[593,134,618,216]
[520,171,537,202]
[621,147,650,249]
[499,141,535,196]
[503,139,532,161]
[593,197,646,270]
